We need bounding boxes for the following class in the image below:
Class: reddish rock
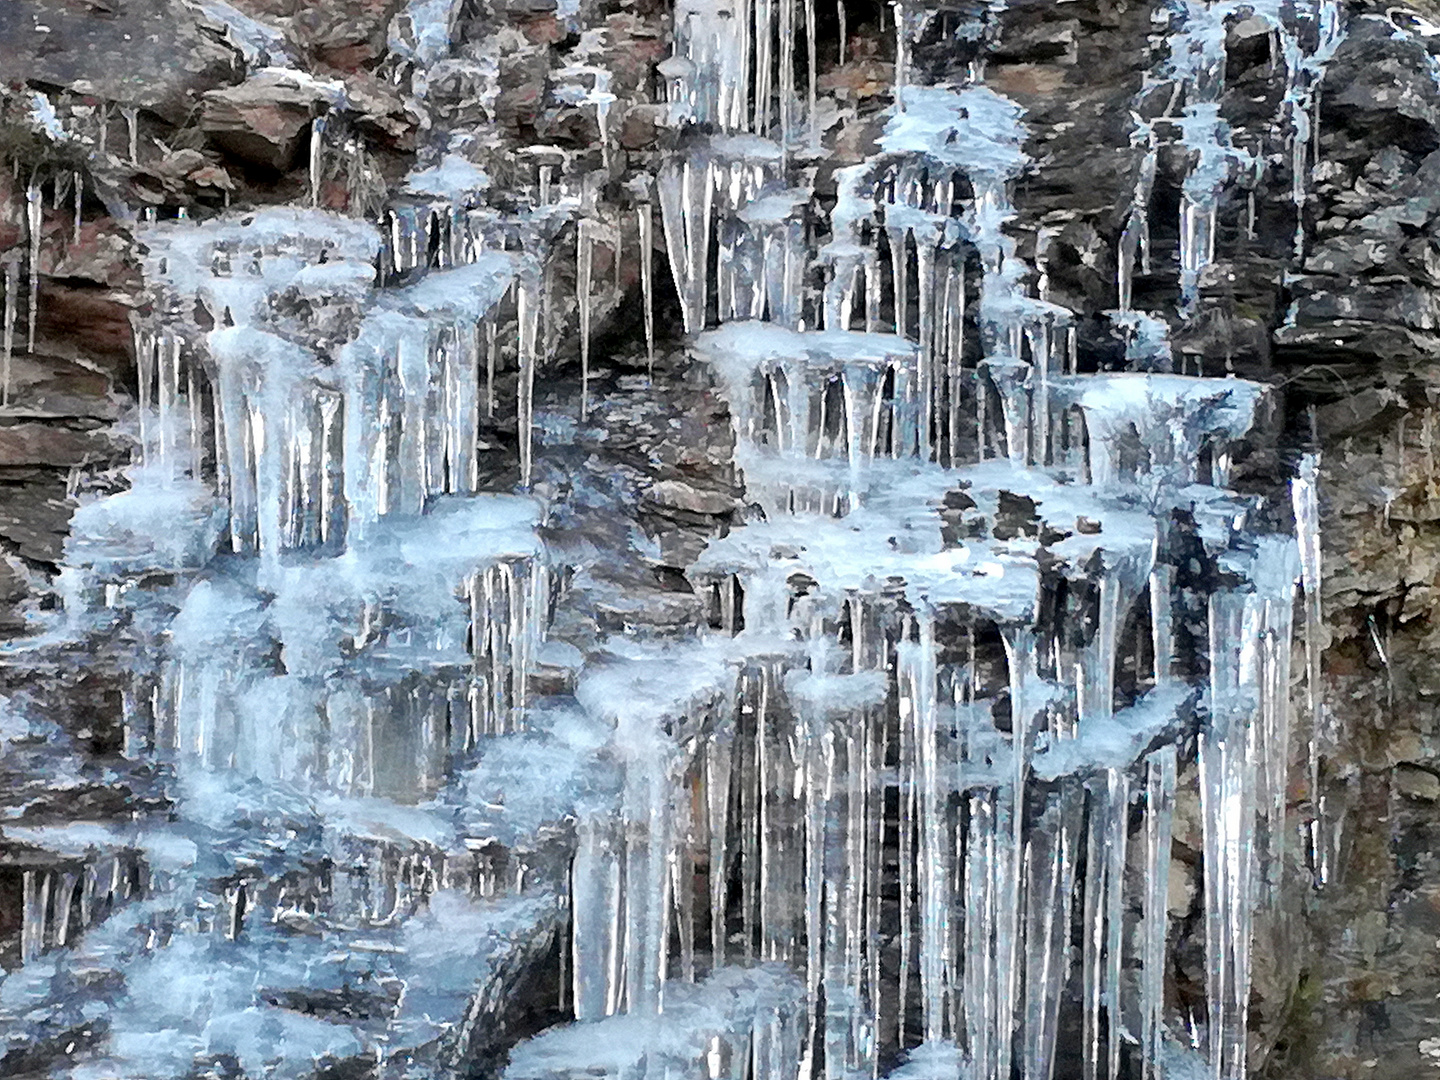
[519,13,566,46]
[619,105,663,150]
[36,282,137,372]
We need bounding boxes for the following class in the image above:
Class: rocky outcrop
[3,0,1440,1077]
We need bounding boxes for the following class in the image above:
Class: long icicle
[26,176,42,355]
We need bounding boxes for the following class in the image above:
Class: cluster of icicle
[4,0,639,1072]
[13,844,147,964]
[507,4,1333,1080]
[71,197,561,799]
[1117,0,1344,315]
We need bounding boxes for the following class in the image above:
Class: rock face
[0,0,244,126]
[0,0,1438,1078]
[200,70,336,172]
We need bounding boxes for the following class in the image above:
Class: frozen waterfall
[0,0,1343,1078]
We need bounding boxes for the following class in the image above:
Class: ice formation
[0,0,1339,1078]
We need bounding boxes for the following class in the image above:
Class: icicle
[124,106,139,165]
[572,824,621,1019]
[72,171,83,244]
[1291,452,1325,885]
[1081,767,1130,1080]
[1201,588,1262,1080]
[309,113,328,207]
[754,0,774,134]
[53,871,78,947]
[2,258,17,409]
[485,315,499,420]
[1151,563,1175,685]
[517,274,540,489]
[778,0,796,147]
[805,0,818,149]
[1022,782,1081,1080]
[905,611,949,1042]
[26,177,41,354]
[1141,745,1177,1080]
[577,218,595,418]
[658,152,716,334]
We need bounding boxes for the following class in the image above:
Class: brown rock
[643,479,736,517]
[0,424,125,468]
[37,283,136,370]
[0,469,78,563]
[1395,764,1440,802]
[986,63,1068,97]
[0,355,117,422]
[0,0,243,125]
[343,73,421,153]
[619,105,663,150]
[202,70,336,172]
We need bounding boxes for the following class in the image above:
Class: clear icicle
[309,114,327,207]
[517,274,541,489]
[577,218,595,417]
[125,106,139,165]
[1291,452,1325,884]
[2,258,17,409]
[1141,745,1177,1080]
[26,178,41,354]
[72,170,83,244]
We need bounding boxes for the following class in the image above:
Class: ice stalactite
[150,495,545,792]
[659,137,789,334]
[1149,1,1347,313]
[577,219,595,416]
[664,0,833,146]
[124,106,139,165]
[1141,744,1179,1080]
[1278,1,1345,253]
[60,198,573,798]
[25,176,41,355]
[1291,452,1326,884]
[555,60,618,169]
[1117,130,1156,312]
[2,255,18,408]
[309,114,329,207]
[575,213,622,415]
[600,4,1311,1072]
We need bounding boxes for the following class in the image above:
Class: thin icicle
[517,274,541,489]
[2,258,17,409]
[1291,452,1325,885]
[124,107,139,165]
[72,170,83,244]
[577,218,595,417]
[26,177,42,354]
[309,114,328,207]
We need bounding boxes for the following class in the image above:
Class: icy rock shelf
[0,0,1343,1077]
